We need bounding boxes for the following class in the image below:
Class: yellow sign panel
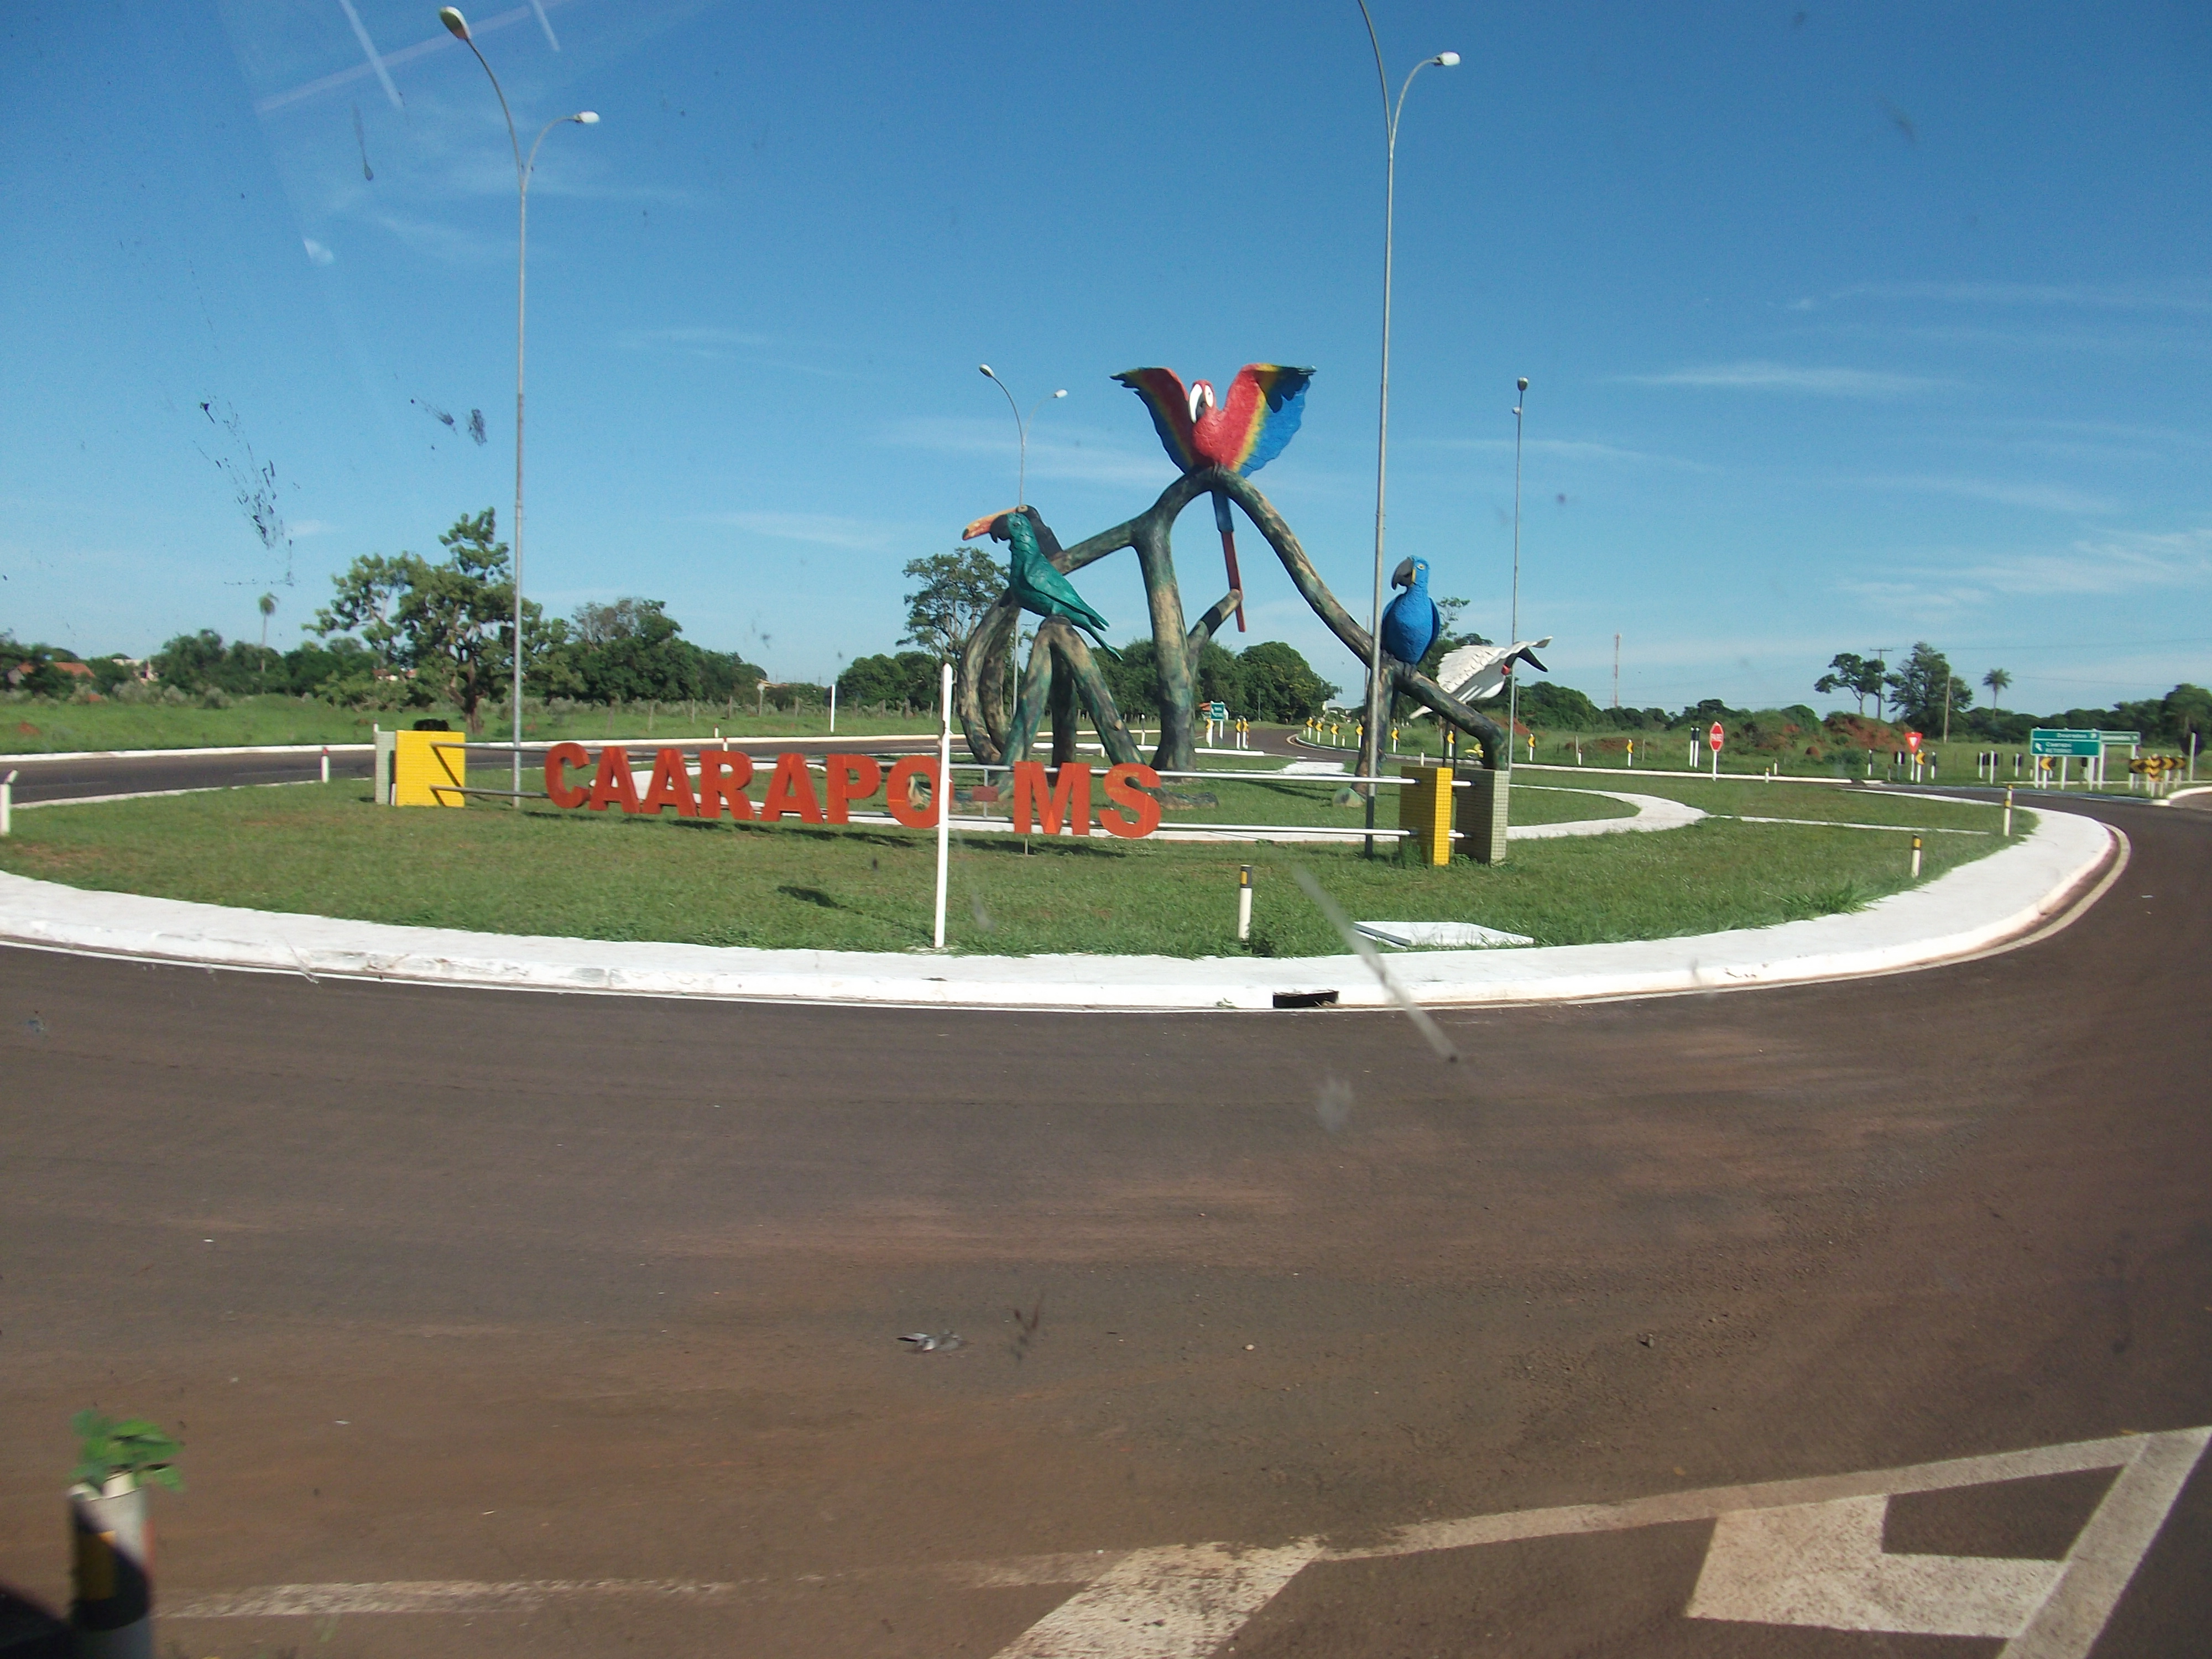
[392,729,467,807]
[1397,763,1456,866]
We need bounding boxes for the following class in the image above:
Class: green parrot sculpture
[964,506,1118,658]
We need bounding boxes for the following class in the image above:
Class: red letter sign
[696,749,755,820]
[639,748,700,817]
[588,746,641,813]
[884,756,939,827]
[1011,761,1092,836]
[823,753,883,823]
[544,742,590,808]
[1098,763,1164,838]
[759,752,825,823]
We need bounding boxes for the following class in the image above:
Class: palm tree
[257,592,277,693]
[1982,666,2011,712]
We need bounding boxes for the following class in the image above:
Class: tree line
[837,545,1343,722]
[3,510,768,729]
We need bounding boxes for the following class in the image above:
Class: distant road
[1,732,947,806]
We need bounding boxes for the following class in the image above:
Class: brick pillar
[1456,764,1511,865]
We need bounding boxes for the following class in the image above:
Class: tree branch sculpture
[960,468,1506,775]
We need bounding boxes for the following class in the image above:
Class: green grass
[0,769,2022,958]
[0,693,940,754]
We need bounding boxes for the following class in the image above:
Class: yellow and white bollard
[70,1479,154,1659]
[1237,864,1253,941]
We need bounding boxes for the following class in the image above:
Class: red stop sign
[1906,731,1922,752]
[1708,722,1724,751]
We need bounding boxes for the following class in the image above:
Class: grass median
[0,765,2024,958]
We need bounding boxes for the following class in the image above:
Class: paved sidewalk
[0,809,2114,1010]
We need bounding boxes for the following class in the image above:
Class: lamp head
[575,111,599,124]
[1434,51,1461,66]
[979,364,997,379]
[1517,377,1529,392]
[439,7,471,41]
[1052,389,1067,399]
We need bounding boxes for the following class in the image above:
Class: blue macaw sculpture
[1379,556,1441,665]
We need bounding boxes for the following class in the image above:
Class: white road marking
[2005,1428,2211,1659]
[173,1552,1121,1618]
[170,1427,2208,1659]
[987,1541,1319,1659]
[1687,1495,2062,1637]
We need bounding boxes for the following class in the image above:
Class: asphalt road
[1,795,2207,1657]
[0,733,947,807]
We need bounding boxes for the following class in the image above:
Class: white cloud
[614,326,778,352]
[885,416,1181,490]
[691,511,907,552]
[1860,475,2117,515]
[1617,361,1948,395]
[1418,436,1717,471]
[289,520,339,537]
[1837,526,2212,606]
[1832,280,2212,314]
[302,238,335,266]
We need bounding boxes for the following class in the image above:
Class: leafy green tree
[1515,681,1605,730]
[1098,637,1160,718]
[1885,641,1970,733]
[2163,684,2212,750]
[150,629,229,692]
[899,546,1004,662]
[1,634,72,697]
[1239,640,1337,722]
[314,510,533,731]
[311,554,409,670]
[1815,651,1886,716]
[838,651,940,711]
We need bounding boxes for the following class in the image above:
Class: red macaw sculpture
[1113,364,1314,632]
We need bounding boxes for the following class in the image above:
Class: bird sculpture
[1414,635,1553,711]
[1113,364,1315,632]
[963,505,1117,656]
[1380,556,1442,666]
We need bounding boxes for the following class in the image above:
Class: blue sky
[3,0,2207,716]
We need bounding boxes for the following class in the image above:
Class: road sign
[1208,702,1228,721]
[1708,723,1724,752]
[1905,731,1922,752]
[2030,728,2101,758]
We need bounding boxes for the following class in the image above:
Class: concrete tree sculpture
[957,367,1508,779]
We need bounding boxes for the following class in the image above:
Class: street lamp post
[439,7,596,805]
[1507,377,1527,762]
[1354,1,1458,853]
[978,366,1065,508]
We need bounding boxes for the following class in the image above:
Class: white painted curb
[0,810,2112,1011]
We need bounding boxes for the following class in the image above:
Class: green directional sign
[2030,728,2140,757]
[2030,729,2100,757]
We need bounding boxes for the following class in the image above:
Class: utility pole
[1611,632,1620,709]
[1870,645,1898,723]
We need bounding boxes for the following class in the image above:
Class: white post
[1710,742,1718,779]
[1910,834,1922,879]
[1,769,14,837]
[933,661,952,950]
[320,746,331,784]
[2192,731,2199,782]
[2004,785,2013,837]
[829,680,837,735]
[1237,863,1253,942]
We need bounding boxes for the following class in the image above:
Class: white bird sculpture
[1408,635,1554,716]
